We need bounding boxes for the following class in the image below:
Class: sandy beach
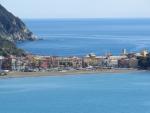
[0,69,140,78]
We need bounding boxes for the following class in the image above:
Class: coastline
[0,69,140,79]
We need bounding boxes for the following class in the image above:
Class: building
[1,56,11,70]
[107,55,127,68]
[141,49,148,57]
[121,49,128,55]
[58,57,82,68]
[83,53,106,67]
[118,58,130,68]
[118,57,138,68]
[129,58,138,68]
[0,56,4,70]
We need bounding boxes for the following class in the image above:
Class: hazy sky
[1,0,150,19]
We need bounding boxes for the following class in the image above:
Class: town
[0,49,150,75]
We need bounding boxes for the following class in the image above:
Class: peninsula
[0,4,36,57]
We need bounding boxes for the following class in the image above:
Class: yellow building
[83,53,105,66]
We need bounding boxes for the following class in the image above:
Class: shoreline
[0,69,142,79]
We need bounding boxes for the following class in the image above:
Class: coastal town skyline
[0,49,149,76]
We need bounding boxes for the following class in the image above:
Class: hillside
[0,4,36,41]
[0,36,25,56]
[0,4,37,56]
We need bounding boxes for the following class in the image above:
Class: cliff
[0,4,36,41]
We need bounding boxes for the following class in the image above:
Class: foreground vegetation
[138,55,150,69]
[0,36,25,56]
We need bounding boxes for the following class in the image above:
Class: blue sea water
[17,19,150,56]
[5,19,150,113]
[1,72,150,113]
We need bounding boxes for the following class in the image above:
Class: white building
[141,50,148,57]
[107,55,128,67]
[122,49,127,55]
[0,56,4,70]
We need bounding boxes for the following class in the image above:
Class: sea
[1,19,150,113]
[17,18,150,56]
[1,72,150,113]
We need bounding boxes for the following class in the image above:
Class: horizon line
[21,17,150,20]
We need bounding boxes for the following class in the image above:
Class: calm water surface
[17,19,150,56]
[14,19,150,113]
[0,72,150,113]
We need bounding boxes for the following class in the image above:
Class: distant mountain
[0,4,36,41]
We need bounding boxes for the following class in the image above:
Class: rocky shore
[0,4,36,41]
[0,4,36,56]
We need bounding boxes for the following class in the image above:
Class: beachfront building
[1,56,11,70]
[58,57,82,69]
[121,49,128,56]
[141,49,148,57]
[107,55,127,68]
[16,57,26,71]
[69,57,82,68]
[0,49,147,72]
[129,50,149,58]
[49,56,60,68]
[118,57,138,68]
[82,53,128,68]
[30,56,52,71]
[129,58,138,68]
[22,56,83,71]
[0,56,4,71]
[32,56,49,69]
[9,56,27,71]
[83,53,106,67]
[10,55,17,71]
[40,58,49,69]
[118,58,130,68]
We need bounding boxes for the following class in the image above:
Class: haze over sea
[17,19,150,56]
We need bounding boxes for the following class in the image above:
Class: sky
[0,0,150,19]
